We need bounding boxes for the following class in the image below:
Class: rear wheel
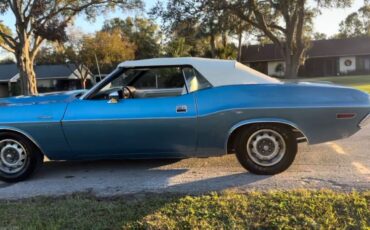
[235,124,297,175]
[0,132,43,183]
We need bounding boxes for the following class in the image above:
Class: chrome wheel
[246,129,286,167]
[0,139,28,174]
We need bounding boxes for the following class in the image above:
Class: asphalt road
[0,126,369,200]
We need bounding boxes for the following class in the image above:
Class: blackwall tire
[235,124,298,175]
[0,132,43,183]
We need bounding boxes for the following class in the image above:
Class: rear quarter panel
[194,83,370,156]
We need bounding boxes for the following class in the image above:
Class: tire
[0,132,44,183]
[235,124,297,175]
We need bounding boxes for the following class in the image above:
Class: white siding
[339,56,356,74]
[268,61,285,77]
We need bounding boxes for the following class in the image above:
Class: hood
[0,90,87,107]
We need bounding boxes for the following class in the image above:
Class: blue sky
[0,0,366,58]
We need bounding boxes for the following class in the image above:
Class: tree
[224,0,352,78]
[0,0,142,96]
[151,0,241,59]
[35,29,136,88]
[0,57,15,64]
[337,4,370,38]
[103,17,161,59]
[78,29,136,75]
[313,32,328,40]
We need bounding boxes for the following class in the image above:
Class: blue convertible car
[0,57,369,182]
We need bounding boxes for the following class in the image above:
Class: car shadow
[0,159,271,199]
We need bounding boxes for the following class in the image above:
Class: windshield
[98,68,139,94]
[80,68,125,99]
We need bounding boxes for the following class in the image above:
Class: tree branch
[0,30,16,49]
[30,35,44,60]
[0,42,15,53]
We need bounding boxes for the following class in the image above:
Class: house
[0,64,94,97]
[241,37,370,77]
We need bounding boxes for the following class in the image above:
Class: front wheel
[235,124,297,175]
[0,132,44,183]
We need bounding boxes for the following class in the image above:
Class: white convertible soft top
[118,57,280,87]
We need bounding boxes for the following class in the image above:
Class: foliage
[0,57,15,64]
[313,32,328,40]
[36,29,136,82]
[35,46,66,65]
[150,0,241,59]
[0,0,142,95]
[0,190,368,229]
[336,4,370,38]
[103,17,161,59]
[80,30,136,73]
[223,0,352,78]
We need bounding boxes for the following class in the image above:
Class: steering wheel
[122,86,135,99]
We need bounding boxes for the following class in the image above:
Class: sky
[0,0,366,58]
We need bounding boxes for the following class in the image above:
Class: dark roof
[0,64,78,82]
[242,37,370,62]
[34,64,77,79]
[0,64,18,82]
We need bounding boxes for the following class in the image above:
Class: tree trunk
[16,56,38,96]
[15,39,38,96]
[209,35,216,58]
[81,79,87,89]
[237,33,243,62]
[284,55,300,78]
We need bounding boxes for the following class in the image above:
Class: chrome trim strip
[199,105,370,118]
[224,120,310,154]
[62,116,197,123]
[359,114,370,128]
[0,121,60,124]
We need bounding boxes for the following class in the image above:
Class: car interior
[89,66,212,100]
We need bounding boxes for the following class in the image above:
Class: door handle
[176,105,188,113]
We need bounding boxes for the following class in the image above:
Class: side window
[132,71,156,89]
[90,66,208,100]
[183,67,212,93]
[133,67,185,89]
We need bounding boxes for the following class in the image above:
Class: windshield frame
[80,68,125,100]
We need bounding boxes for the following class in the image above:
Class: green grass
[0,190,369,229]
[297,75,370,93]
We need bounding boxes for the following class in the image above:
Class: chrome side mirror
[108,91,120,104]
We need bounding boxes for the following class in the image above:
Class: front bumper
[359,114,370,128]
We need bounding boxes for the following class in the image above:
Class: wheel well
[0,129,44,156]
[226,122,307,154]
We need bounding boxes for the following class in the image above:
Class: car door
[62,66,198,158]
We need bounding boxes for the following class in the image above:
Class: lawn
[0,190,369,229]
[296,75,370,93]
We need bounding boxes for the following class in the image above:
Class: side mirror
[108,91,120,104]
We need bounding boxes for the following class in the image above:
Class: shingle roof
[0,64,18,82]
[34,64,77,79]
[242,37,370,62]
[0,64,78,82]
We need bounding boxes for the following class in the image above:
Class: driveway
[0,126,369,200]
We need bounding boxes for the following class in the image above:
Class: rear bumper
[359,114,370,128]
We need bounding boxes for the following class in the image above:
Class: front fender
[0,126,45,154]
